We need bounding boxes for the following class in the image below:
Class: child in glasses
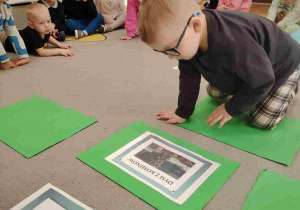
[138,0,300,130]
[267,0,300,34]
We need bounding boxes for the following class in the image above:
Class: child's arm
[277,1,300,29]
[0,43,10,64]
[175,60,201,120]
[35,47,74,57]
[156,60,200,124]
[0,41,16,70]
[266,0,280,21]
[48,36,63,48]
[125,0,139,37]
[48,36,72,49]
[3,3,29,62]
[35,37,73,57]
[240,0,252,12]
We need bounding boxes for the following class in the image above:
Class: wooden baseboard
[253,0,272,3]
[252,2,271,5]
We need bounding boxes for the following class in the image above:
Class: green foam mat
[177,97,300,165]
[242,169,300,210]
[0,96,97,158]
[77,121,239,210]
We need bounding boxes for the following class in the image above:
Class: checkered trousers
[207,64,300,130]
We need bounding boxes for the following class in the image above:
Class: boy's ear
[28,21,34,29]
[191,18,202,33]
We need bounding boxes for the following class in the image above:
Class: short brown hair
[27,3,48,22]
[138,0,201,44]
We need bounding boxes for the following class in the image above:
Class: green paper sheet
[77,121,239,210]
[178,97,300,165]
[242,169,300,210]
[0,96,97,158]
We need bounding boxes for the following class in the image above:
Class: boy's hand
[217,5,231,11]
[59,43,72,49]
[1,60,16,70]
[120,36,133,41]
[15,58,30,66]
[60,49,74,57]
[206,104,232,128]
[157,110,186,124]
[51,29,58,38]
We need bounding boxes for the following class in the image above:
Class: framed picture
[11,183,93,210]
[106,132,220,205]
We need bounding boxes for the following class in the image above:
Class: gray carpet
[0,30,299,210]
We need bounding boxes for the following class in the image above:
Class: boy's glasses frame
[153,12,202,56]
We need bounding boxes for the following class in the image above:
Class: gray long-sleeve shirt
[176,10,300,119]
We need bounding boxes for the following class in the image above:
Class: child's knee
[66,19,76,29]
[249,113,279,130]
[97,14,104,24]
[206,84,228,100]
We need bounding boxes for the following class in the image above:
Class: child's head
[138,0,205,60]
[27,3,52,35]
[281,0,297,5]
[0,0,9,3]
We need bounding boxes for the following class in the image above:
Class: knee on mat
[206,85,228,100]
[249,115,278,130]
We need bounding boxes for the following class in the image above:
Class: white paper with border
[105,132,220,205]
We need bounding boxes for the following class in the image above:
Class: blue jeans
[66,14,104,35]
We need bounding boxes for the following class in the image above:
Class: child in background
[94,0,126,33]
[0,0,29,70]
[217,0,252,12]
[64,0,104,39]
[38,0,66,41]
[138,0,300,130]
[267,0,300,34]
[5,3,73,57]
[120,0,141,41]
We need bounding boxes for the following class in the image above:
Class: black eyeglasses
[153,12,202,56]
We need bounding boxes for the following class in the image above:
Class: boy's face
[29,12,52,35]
[281,0,296,5]
[149,16,203,61]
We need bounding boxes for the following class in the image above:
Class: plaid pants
[207,65,300,130]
